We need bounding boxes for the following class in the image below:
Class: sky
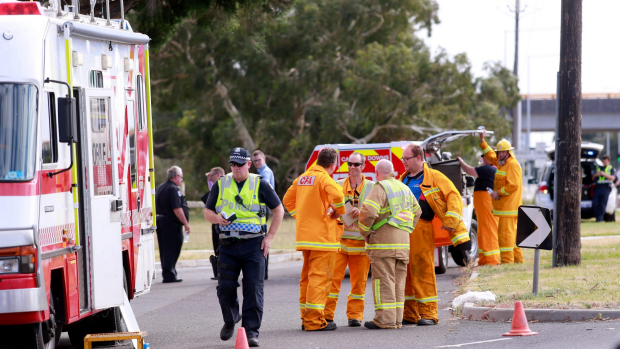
[418,0,620,95]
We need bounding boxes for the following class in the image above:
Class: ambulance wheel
[434,246,448,275]
[450,220,478,267]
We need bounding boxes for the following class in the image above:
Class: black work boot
[316,322,337,331]
[348,319,362,327]
[220,324,234,341]
[364,321,382,329]
[416,319,437,326]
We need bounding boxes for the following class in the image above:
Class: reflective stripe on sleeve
[451,232,469,244]
[492,209,518,216]
[358,222,371,232]
[483,146,492,155]
[364,200,381,213]
[445,211,462,221]
[496,171,507,176]
[500,187,509,196]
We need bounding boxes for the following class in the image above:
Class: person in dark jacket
[156,166,190,283]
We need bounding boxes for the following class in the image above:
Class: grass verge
[462,237,620,310]
[581,220,620,237]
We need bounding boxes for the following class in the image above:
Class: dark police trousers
[217,236,265,339]
[156,216,184,281]
[592,184,611,222]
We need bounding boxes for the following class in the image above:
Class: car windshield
[0,83,38,181]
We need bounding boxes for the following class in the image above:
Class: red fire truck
[0,2,156,347]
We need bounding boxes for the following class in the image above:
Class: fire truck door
[82,88,124,309]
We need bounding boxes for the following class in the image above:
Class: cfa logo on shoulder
[298,176,316,186]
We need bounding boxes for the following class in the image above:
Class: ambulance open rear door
[82,88,124,309]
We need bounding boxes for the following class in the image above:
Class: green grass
[154,209,297,261]
[580,220,620,237]
[463,237,620,310]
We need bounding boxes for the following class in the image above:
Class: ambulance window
[42,92,58,164]
[127,100,137,189]
[136,75,146,131]
[89,71,103,88]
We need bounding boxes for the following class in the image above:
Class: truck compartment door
[83,88,124,309]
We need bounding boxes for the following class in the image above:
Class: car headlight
[0,258,20,274]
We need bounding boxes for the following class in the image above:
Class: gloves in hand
[454,240,472,252]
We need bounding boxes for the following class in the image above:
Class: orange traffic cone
[503,301,538,336]
[235,327,250,349]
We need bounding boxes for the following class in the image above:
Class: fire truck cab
[307,130,494,274]
[0,2,156,347]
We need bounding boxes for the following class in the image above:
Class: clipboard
[342,202,357,226]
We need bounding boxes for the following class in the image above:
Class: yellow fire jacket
[399,163,470,246]
[283,165,346,251]
[480,140,523,217]
[358,173,420,259]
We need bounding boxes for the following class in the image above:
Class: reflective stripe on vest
[215,173,266,233]
[597,165,613,184]
[369,179,415,233]
[338,178,375,238]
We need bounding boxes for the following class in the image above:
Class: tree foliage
[148,0,519,199]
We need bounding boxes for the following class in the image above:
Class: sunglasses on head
[229,162,245,168]
[348,162,363,167]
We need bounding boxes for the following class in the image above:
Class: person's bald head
[375,159,394,181]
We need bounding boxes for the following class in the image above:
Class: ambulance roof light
[0,2,44,15]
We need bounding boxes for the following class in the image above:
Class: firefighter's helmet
[496,139,514,151]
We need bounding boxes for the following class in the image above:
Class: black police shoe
[348,319,362,327]
[316,322,337,331]
[248,338,259,347]
[301,324,305,330]
[401,319,417,325]
[364,321,382,329]
[162,278,183,283]
[220,324,235,341]
[416,319,437,326]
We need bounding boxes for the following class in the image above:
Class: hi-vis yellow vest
[370,179,417,233]
[215,174,266,234]
[597,165,613,184]
[337,178,375,240]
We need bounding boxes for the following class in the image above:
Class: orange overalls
[283,165,346,330]
[324,177,374,322]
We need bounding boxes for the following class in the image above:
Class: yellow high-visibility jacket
[399,163,470,246]
[283,165,346,252]
[480,140,523,217]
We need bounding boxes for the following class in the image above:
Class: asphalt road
[58,259,620,349]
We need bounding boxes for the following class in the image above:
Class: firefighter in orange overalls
[283,148,346,331]
[457,155,500,266]
[400,144,471,325]
[479,130,524,264]
[324,152,374,327]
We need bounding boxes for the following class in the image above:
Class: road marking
[436,338,512,348]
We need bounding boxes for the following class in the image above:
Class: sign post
[516,205,553,295]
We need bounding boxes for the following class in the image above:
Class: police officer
[155,166,190,283]
[204,148,284,348]
[592,154,616,222]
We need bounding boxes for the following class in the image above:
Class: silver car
[534,142,617,221]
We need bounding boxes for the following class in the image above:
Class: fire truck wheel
[434,246,448,275]
[68,269,129,347]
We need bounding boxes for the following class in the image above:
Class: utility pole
[555,0,582,266]
[510,0,526,149]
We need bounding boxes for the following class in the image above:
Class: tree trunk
[555,0,582,266]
